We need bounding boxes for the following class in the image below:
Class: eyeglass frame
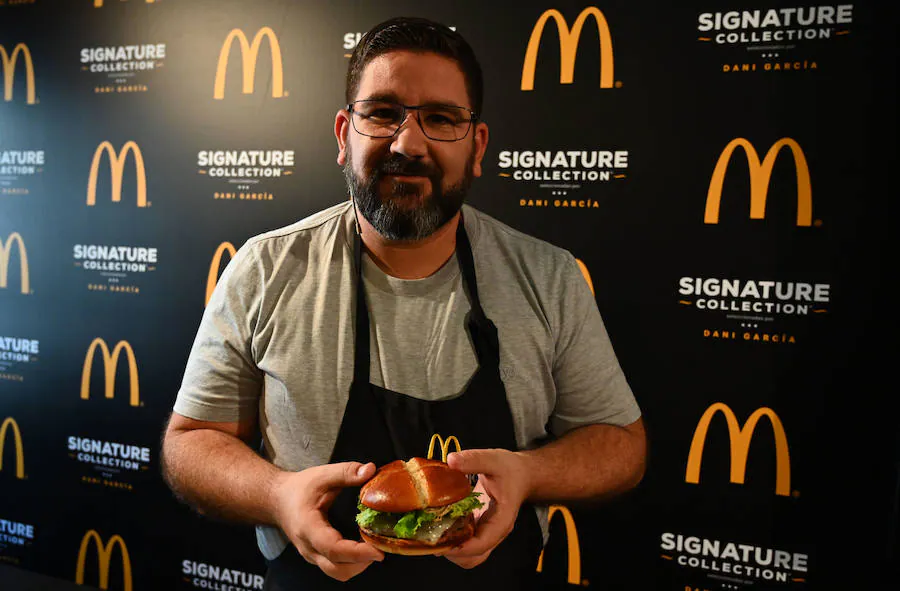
[345,99,479,142]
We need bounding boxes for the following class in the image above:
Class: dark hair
[346,17,484,116]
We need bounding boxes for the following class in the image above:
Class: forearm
[161,429,286,526]
[518,420,646,504]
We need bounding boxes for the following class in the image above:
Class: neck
[355,207,461,280]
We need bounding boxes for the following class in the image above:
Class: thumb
[314,461,375,490]
[446,449,494,475]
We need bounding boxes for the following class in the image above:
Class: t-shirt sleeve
[172,243,264,422]
[549,253,641,436]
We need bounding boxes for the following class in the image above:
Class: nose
[389,110,429,160]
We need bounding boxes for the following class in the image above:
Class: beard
[343,145,474,241]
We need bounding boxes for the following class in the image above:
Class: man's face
[336,51,488,241]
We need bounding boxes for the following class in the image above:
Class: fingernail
[357,464,367,477]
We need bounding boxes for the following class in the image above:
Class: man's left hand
[441,448,532,569]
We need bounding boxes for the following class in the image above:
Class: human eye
[424,108,463,126]
[360,103,401,123]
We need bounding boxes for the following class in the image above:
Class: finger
[312,461,376,491]
[446,449,497,475]
[443,501,514,558]
[313,552,376,582]
[315,489,340,511]
[307,512,384,563]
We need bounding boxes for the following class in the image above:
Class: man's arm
[160,412,283,525]
[519,418,646,503]
[160,412,384,580]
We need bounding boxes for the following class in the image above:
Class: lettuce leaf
[355,507,382,528]
[447,492,484,518]
[393,510,436,539]
[356,492,484,539]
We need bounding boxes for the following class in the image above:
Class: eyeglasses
[346,100,478,142]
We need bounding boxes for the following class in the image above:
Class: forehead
[355,50,470,108]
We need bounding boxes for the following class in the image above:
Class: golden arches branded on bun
[355,458,483,555]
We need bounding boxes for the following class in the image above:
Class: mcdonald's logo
[206,241,236,306]
[521,7,614,91]
[574,258,594,296]
[426,433,461,463]
[0,417,25,479]
[705,138,812,227]
[87,141,148,207]
[214,27,284,100]
[80,338,140,407]
[1,43,36,104]
[0,232,30,294]
[686,402,791,496]
[536,504,582,585]
[75,530,132,591]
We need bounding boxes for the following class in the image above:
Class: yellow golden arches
[686,402,791,496]
[80,339,141,407]
[536,504,582,584]
[0,43,36,104]
[206,242,237,306]
[214,27,284,99]
[426,434,461,463]
[0,232,30,294]
[522,7,614,91]
[86,141,148,207]
[75,530,132,591]
[705,137,812,227]
[0,417,25,479]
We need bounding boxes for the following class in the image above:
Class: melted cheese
[413,516,458,544]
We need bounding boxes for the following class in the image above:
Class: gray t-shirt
[173,201,641,559]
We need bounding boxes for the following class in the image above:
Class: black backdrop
[1,1,897,589]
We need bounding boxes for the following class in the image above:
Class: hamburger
[355,458,483,555]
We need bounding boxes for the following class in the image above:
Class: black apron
[264,218,543,590]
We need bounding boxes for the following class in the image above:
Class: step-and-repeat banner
[1,1,896,589]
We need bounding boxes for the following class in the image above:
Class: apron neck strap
[353,229,370,385]
[454,215,489,327]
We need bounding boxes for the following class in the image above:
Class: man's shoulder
[464,205,588,330]
[245,201,352,251]
[465,204,572,263]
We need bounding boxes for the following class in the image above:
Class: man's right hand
[272,461,385,581]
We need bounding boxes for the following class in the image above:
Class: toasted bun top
[360,457,471,513]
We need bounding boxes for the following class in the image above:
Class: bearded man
[162,16,645,591]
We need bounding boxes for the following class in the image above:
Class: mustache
[375,154,438,177]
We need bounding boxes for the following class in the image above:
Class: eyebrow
[358,93,470,110]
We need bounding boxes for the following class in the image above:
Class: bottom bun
[359,513,475,556]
